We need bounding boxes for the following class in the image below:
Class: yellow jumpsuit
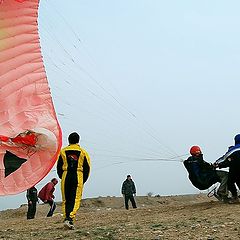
[57,144,90,221]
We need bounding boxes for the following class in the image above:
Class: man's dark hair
[51,178,58,183]
[68,132,80,144]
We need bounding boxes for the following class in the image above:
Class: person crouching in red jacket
[38,178,58,217]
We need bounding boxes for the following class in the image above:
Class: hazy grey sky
[1,0,240,210]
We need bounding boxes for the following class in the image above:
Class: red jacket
[38,182,55,202]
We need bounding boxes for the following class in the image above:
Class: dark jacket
[183,154,219,190]
[121,179,136,195]
[217,143,240,174]
[26,187,38,202]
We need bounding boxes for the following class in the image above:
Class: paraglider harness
[183,155,228,201]
[183,155,220,190]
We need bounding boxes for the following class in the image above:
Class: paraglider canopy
[0,0,62,195]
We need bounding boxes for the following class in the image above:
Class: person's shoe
[69,221,75,230]
[64,220,69,229]
[222,196,231,204]
[228,196,240,204]
[214,193,230,203]
[213,192,223,201]
[64,220,75,230]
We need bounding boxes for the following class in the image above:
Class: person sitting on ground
[38,178,58,217]
[184,146,230,202]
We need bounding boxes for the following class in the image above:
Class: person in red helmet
[189,146,201,156]
[184,146,231,202]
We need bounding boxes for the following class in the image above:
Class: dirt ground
[0,194,240,240]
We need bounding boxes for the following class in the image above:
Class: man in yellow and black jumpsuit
[57,132,91,230]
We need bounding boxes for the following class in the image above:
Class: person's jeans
[124,194,137,209]
[46,200,56,217]
[216,170,229,197]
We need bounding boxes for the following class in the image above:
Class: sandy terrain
[0,194,239,240]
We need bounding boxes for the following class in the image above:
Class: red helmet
[190,146,201,156]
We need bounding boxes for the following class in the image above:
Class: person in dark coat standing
[26,186,38,219]
[121,175,137,210]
